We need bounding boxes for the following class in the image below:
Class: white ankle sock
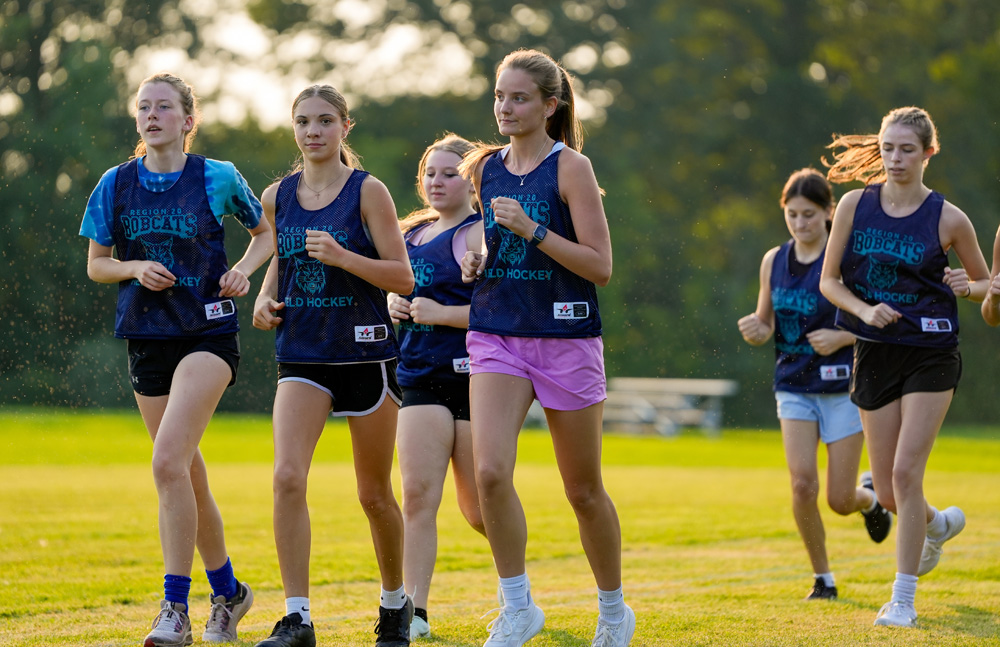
[926,507,947,539]
[598,586,625,624]
[499,574,529,611]
[815,572,835,587]
[286,597,311,625]
[890,573,918,606]
[380,585,407,610]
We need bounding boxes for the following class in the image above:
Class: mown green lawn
[1,408,998,646]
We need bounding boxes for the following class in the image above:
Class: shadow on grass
[927,603,1000,637]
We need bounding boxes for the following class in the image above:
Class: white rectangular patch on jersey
[453,357,471,374]
[205,300,235,320]
[553,302,589,319]
[355,325,388,343]
[820,364,851,381]
[921,318,952,332]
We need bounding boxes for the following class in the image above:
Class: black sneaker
[374,596,414,646]
[255,613,316,647]
[805,576,838,600]
[860,471,893,543]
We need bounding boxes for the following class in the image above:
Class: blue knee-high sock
[206,557,239,600]
[164,574,192,609]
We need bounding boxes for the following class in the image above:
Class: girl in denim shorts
[739,168,892,603]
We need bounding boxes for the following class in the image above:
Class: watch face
[534,225,547,242]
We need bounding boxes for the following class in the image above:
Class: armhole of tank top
[452,220,477,266]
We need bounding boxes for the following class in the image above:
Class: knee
[401,480,435,520]
[151,451,190,489]
[358,482,397,519]
[827,492,856,516]
[272,463,308,502]
[475,462,512,499]
[789,474,820,504]
[564,481,606,514]
[891,463,923,501]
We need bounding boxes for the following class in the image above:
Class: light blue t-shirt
[80,155,262,246]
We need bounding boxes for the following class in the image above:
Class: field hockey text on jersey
[122,209,197,238]
[284,295,355,308]
[484,268,553,281]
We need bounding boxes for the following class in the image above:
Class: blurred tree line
[3,0,1000,426]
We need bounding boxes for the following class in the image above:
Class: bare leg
[271,381,331,597]
[470,373,535,578]
[450,419,485,534]
[824,432,872,516]
[348,397,405,590]
[780,419,828,575]
[398,404,457,609]
[136,352,231,577]
[547,402,622,591]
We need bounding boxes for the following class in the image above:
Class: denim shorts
[775,390,863,444]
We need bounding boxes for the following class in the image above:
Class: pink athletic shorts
[466,331,607,411]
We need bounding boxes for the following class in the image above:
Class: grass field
[1,408,998,646]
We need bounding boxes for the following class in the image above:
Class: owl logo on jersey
[294,257,326,294]
[411,258,435,287]
[141,238,174,270]
[868,257,899,291]
[776,312,802,344]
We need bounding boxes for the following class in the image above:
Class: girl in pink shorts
[459,49,634,647]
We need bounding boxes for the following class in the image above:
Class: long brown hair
[460,49,582,178]
[825,106,939,185]
[399,133,476,234]
[131,73,199,159]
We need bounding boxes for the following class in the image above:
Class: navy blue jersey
[274,170,398,363]
[397,214,481,386]
[770,240,852,393]
[111,154,238,339]
[468,146,602,338]
[837,184,958,347]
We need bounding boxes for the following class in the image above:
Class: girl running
[459,49,634,647]
[738,168,892,602]
[252,85,415,647]
[388,134,487,640]
[80,72,270,646]
[820,106,989,627]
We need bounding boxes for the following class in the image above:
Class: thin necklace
[512,138,549,186]
[301,168,344,199]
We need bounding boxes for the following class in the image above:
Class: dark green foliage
[3,1,1000,424]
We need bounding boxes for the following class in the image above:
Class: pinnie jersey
[837,184,959,348]
[397,214,481,386]
[469,143,602,338]
[770,240,852,393]
[273,169,398,363]
[81,154,262,339]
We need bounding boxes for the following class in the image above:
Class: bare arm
[305,177,414,295]
[218,213,273,298]
[982,225,1000,326]
[87,240,176,290]
[486,150,612,286]
[737,247,777,346]
[938,201,989,303]
[253,184,284,331]
[820,189,901,329]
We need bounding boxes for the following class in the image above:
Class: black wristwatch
[530,224,548,245]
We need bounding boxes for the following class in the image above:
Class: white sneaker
[591,604,636,647]
[918,506,965,576]
[410,614,431,639]
[203,581,254,642]
[873,601,917,627]
[144,600,193,647]
[482,601,545,647]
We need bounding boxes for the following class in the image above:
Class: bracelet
[963,285,972,298]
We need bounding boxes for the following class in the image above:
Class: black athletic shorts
[126,334,240,397]
[850,340,961,411]
[400,378,471,421]
[277,360,402,416]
